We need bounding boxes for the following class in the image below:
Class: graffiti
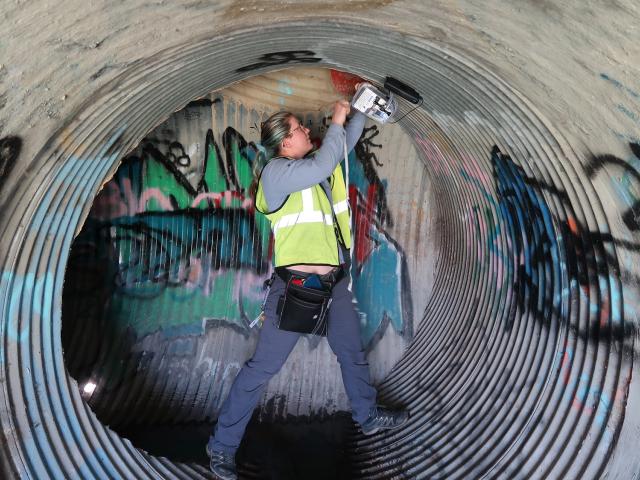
[418,108,640,334]
[166,141,191,167]
[557,347,629,447]
[491,146,559,329]
[617,104,640,125]
[236,50,322,73]
[65,100,410,348]
[452,145,560,331]
[445,142,638,350]
[0,271,54,345]
[353,125,393,227]
[3,131,123,356]
[580,141,640,333]
[586,142,640,232]
[349,187,412,347]
[108,213,265,289]
[600,73,640,126]
[600,73,640,101]
[0,136,21,191]
[600,73,640,232]
[497,145,640,347]
[74,124,270,335]
[343,125,410,347]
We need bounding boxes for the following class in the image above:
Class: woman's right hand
[331,99,351,126]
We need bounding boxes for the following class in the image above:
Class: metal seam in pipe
[0,14,637,480]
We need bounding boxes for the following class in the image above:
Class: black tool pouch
[276,279,332,336]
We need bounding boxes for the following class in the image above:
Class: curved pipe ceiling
[1,3,639,479]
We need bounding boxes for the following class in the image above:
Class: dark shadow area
[121,411,355,480]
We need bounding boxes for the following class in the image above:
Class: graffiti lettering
[352,125,393,227]
[491,146,558,329]
[236,50,322,73]
[451,144,639,351]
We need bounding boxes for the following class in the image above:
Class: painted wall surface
[0,2,638,479]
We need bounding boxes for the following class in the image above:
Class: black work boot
[206,444,237,480]
[360,405,409,435]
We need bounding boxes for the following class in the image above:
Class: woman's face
[284,116,313,157]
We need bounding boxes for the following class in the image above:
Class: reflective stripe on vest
[332,199,349,215]
[272,187,334,237]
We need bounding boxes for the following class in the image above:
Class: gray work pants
[209,273,377,454]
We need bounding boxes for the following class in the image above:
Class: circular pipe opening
[61,67,425,474]
[1,20,634,480]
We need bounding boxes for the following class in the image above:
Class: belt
[275,265,346,289]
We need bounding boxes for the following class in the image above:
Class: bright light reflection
[83,382,96,394]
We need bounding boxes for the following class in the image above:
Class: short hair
[260,111,294,158]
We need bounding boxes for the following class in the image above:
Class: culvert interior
[1,10,639,480]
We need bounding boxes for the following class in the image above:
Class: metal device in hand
[350,77,423,124]
[351,83,398,124]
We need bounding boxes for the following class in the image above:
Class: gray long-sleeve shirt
[259,112,366,212]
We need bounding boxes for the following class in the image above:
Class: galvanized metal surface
[0,3,638,480]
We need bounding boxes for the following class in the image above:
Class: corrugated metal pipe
[1,10,639,480]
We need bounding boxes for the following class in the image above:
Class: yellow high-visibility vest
[256,164,351,267]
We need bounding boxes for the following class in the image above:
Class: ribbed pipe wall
[1,8,638,480]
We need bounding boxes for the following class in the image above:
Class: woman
[206,99,408,480]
